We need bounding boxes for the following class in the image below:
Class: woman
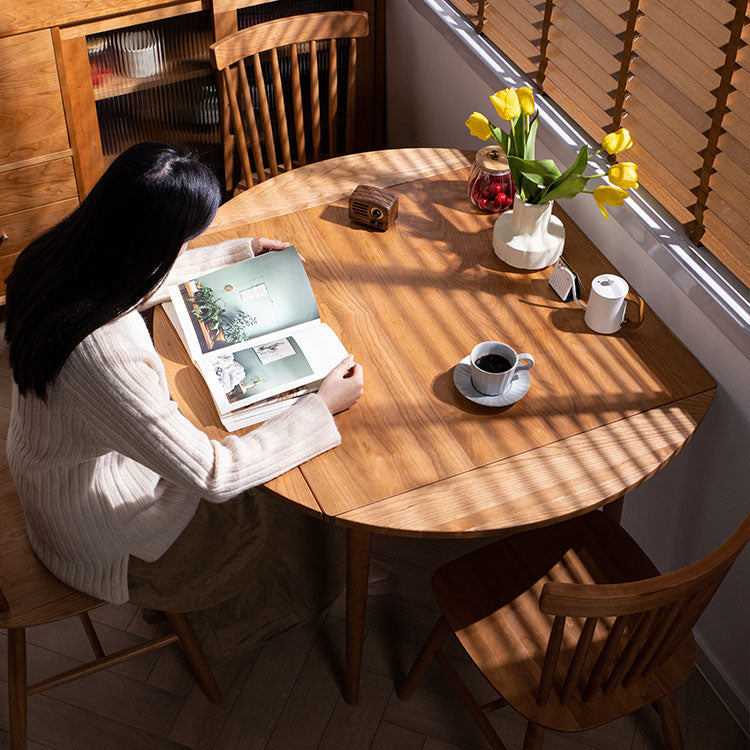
[5,143,363,659]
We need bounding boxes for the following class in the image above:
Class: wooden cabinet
[0,29,78,294]
[0,0,384,297]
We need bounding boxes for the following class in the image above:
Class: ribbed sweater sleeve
[63,318,340,502]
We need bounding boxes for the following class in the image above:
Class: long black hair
[5,142,221,399]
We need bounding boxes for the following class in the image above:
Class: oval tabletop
[153,148,716,538]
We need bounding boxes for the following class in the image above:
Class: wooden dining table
[152,147,716,704]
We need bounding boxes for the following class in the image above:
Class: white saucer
[453,356,531,407]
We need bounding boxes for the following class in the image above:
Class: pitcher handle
[622,292,645,329]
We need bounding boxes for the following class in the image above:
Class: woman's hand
[251,237,305,262]
[317,354,364,415]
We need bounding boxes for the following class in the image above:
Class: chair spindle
[537,614,565,704]
[345,37,357,154]
[584,614,628,699]
[225,65,260,186]
[290,43,306,165]
[328,39,338,156]
[560,616,597,703]
[270,48,292,171]
[309,40,321,161]
[253,52,278,177]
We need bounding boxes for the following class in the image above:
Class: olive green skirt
[128,487,345,663]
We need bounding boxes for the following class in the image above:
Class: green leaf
[536,145,590,202]
[525,111,540,161]
[512,115,526,158]
[538,174,589,203]
[489,123,510,156]
[507,156,561,183]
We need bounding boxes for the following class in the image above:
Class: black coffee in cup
[475,353,512,373]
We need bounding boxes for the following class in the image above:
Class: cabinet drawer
[0,29,69,166]
[0,197,78,262]
[1,1,162,37]
[0,157,78,215]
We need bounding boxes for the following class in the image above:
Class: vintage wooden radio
[348,185,399,230]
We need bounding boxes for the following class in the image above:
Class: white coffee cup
[584,274,644,334]
[470,341,534,396]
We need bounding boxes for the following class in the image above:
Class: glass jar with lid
[468,146,516,213]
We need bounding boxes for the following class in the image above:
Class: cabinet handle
[0,233,7,244]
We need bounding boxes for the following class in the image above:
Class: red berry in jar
[467,146,516,213]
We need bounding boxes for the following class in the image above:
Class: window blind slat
[627,81,710,154]
[716,132,750,174]
[449,0,541,75]
[483,0,542,42]
[557,0,620,50]
[624,101,705,170]
[634,37,717,113]
[640,2,729,61]
[547,45,617,108]
[553,9,621,58]
[709,171,748,220]
[548,27,621,77]
[705,188,750,245]
[623,113,703,187]
[637,17,722,91]
[573,0,629,35]
[543,79,608,142]
[723,84,750,128]
[626,142,698,222]
[701,217,750,288]
[667,0,736,27]
[629,61,713,132]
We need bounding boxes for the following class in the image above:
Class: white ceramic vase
[492,194,566,270]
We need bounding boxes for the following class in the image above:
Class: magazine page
[167,246,320,359]
[195,323,347,415]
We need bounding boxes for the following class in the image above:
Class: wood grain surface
[190,148,473,240]
[0,157,77,215]
[0,30,69,165]
[156,149,715,537]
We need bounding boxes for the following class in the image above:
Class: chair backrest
[210,11,369,189]
[534,514,749,706]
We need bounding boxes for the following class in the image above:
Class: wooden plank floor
[0,329,746,750]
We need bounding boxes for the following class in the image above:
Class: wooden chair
[398,510,749,750]
[210,10,369,190]
[0,464,222,749]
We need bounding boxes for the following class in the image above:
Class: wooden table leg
[603,495,625,524]
[344,526,372,704]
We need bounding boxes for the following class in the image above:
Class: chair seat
[0,464,102,629]
[432,512,695,732]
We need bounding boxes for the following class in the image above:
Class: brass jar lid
[475,146,510,174]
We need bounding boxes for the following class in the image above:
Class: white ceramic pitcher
[583,274,644,334]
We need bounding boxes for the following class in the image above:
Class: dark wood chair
[398,510,749,750]
[0,464,222,749]
[210,10,370,191]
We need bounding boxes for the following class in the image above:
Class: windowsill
[409,0,750,361]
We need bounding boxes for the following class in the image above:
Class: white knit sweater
[6,239,341,604]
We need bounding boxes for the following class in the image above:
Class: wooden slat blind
[701,15,750,284]
[455,0,750,287]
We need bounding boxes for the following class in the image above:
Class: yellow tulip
[490,88,521,120]
[594,185,629,219]
[465,112,492,141]
[608,162,639,190]
[601,128,634,155]
[517,86,535,116]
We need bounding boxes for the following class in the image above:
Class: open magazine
[165,246,348,431]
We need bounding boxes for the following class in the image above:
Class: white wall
[386,0,749,726]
